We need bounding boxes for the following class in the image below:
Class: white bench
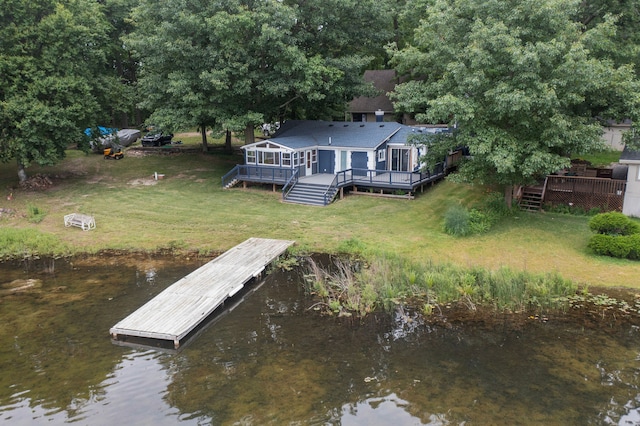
[64,213,96,231]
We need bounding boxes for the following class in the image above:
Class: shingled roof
[620,145,640,163]
[266,120,404,150]
[348,70,397,114]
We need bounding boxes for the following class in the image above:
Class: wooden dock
[109,238,294,349]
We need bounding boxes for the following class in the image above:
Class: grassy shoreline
[1,138,639,290]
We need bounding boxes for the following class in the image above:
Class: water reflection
[1,258,640,425]
[341,393,438,426]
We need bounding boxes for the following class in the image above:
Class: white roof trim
[241,140,293,151]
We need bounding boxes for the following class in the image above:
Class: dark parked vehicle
[141,131,174,147]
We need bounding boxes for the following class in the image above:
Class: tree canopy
[0,0,128,181]
[127,0,394,144]
[390,0,640,197]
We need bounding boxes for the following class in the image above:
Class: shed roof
[620,146,640,163]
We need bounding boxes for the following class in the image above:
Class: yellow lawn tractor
[104,145,124,160]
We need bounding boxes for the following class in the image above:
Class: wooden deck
[109,238,295,349]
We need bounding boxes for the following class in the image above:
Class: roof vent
[360,124,365,127]
[328,124,334,127]
[344,124,349,127]
[379,124,385,127]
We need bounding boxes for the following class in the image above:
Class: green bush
[468,208,491,234]
[628,234,640,260]
[444,205,471,236]
[588,233,640,260]
[588,212,640,236]
[27,204,47,224]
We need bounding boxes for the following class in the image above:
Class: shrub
[588,233,640,260]
[444,205,470,236]
[589,212,640,236]
[468,208,491,234]
[27,204,47,224]
[444,192,513,237]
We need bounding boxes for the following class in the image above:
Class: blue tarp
[84,126,117,137]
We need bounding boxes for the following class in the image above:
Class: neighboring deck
[110,238,295,349]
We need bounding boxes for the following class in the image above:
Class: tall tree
[0,0,113,182]
[390,0,640,204]
[100,0,142,128]
[127,0,394,146]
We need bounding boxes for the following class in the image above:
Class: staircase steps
[283,182,338,206]
[520,186,544,211]
[224,178,239,189]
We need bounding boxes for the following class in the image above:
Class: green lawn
[1,139,639,288]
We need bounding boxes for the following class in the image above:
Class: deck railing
[336,163,445,189]
[323,174,339,205]
[221,165,241,188]
[281,169,300,200]
[544,175,626,211]
[225,163,447,193]
[222,164,296,187]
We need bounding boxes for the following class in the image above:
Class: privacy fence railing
[544,176,626,212]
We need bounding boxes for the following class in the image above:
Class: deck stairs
[283,182,338,206]
[519,186,544,212]
[223,178,239,189]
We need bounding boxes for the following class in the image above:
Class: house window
[258,150,280,165]
[311,149,317,163]
[293,152,299,167]
[246,150,256,164]
[377,149,386,162]
[282,152,291,167]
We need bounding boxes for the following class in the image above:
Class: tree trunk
[504,185,514,208]
[244,123,255,145]
[200,126,208,153]
[225,130,232,153]
[17,161,27,184]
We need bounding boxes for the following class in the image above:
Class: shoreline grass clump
[0,228,68,260]
[303,253,578,317]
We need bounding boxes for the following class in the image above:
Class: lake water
[1,257,640,425]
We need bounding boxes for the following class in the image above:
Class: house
[222,120,454,205]
[602,120,632,151]
[620,146,640,217]
[348,70,398,123]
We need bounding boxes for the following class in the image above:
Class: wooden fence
[544,176,626,212]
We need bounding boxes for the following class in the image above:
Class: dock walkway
[110,237,294,348]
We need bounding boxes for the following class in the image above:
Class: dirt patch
[128,177,158,186]
[0,208,15,218]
